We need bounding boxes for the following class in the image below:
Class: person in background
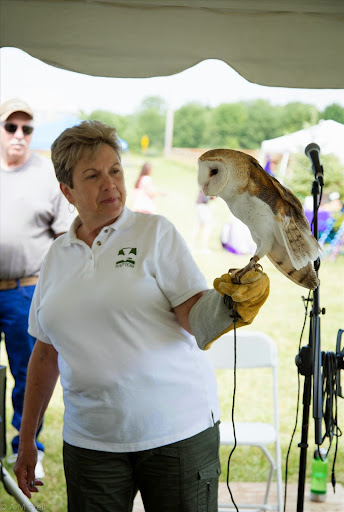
[13,121,269,511]
[321,191,343,213]
[0,98,72,478]
[263,155,277,176]
[191,188,214,252]
[132,162,161,214]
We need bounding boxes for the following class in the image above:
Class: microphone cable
[223,296,240,512]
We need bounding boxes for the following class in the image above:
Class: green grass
[1,150,343,510]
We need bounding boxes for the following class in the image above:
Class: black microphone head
[305,142,323,181]
[305,142,320,158]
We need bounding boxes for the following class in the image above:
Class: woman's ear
[60,182,74,204]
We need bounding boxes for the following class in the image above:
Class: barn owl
[198,149,320,290]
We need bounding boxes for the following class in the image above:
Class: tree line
[80,96,344,152]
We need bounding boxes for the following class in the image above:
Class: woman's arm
[174,268,270,350]
[14,340,59,498]
[173,291,207,333]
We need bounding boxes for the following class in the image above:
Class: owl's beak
[202,181,210,195]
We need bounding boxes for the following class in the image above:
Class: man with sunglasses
[0,98,72,478]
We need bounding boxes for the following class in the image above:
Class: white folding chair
[206,330,283,512]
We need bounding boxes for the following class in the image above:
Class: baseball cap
[0,98,34,122]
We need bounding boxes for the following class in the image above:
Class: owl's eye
[210,168,218,176]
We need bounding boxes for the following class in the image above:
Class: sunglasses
[1,122,34,135]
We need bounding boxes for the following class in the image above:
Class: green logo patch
[116,247,137,268]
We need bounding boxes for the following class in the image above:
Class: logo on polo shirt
[116,247,137,268]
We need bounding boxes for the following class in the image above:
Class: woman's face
[61,143,126,228]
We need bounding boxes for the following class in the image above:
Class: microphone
[305,143,323,184]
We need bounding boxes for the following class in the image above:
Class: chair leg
[218,445,282,511]
[275,446,283,512]
[260,446,275,505]
[259,445,283,511]
[263,464,274,504]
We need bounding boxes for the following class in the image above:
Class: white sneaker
[6,453,18,465]
[7,449,45,479]
[35,450,45,479]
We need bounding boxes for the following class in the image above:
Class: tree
[173,103,208,147]
[280,102,319,134]
[139,96,166,115]
[134,96,166,150]
[79,98,344,154]
[320,103,344,124]
[135,107,165,149]
[238,100,285,149]
[204,103,248,147]
[79,109,128,139]
[284,153,344,202]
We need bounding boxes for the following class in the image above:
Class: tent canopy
[261,120,344,165]
[1,1,344,88]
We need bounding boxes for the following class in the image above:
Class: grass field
[1,150,343,510]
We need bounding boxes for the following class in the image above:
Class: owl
[198,149,320,290]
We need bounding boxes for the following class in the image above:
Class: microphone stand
[295,161,324,512]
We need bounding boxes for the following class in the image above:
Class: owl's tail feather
[281,217,321,270]
[267,254,319,290]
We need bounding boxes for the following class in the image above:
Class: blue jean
[0,284,44,454]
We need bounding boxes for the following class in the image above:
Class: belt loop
[16,279,20,289]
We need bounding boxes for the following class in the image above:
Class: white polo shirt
[29,207,220,452]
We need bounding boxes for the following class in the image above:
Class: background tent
[31,116,129,151]
[261,120,344,164]
[260,120,344,182]
[1,0,344,88]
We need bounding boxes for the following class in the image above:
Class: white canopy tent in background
[260,120,344,183]
[1,1,344,155]
[1,1,344,88]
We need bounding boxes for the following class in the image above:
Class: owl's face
[198,157,230,197]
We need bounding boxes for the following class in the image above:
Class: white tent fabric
[261,120,344,165]
[1,0,344,88]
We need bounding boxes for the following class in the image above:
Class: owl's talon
[228,262,263,285]
[232,275,241,285]
[229,269,244,285]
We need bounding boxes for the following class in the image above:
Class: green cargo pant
[63,422,221,512]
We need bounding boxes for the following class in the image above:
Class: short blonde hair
[51,120,122,187]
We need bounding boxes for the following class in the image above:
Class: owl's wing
[248,155,305,214]
[267,239,319,290]
[278,214,321,270]
[248,156,321,269]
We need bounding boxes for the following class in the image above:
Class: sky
[1,47,344,125]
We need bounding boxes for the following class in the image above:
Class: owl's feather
[198,149,321,290]
[267,240,319,290]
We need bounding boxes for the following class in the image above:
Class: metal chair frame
[206,330,283,512]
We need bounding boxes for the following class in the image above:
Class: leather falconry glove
[189,268,269,350]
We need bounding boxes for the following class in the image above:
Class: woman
[14,121,269,511]
[132,162,159,214]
